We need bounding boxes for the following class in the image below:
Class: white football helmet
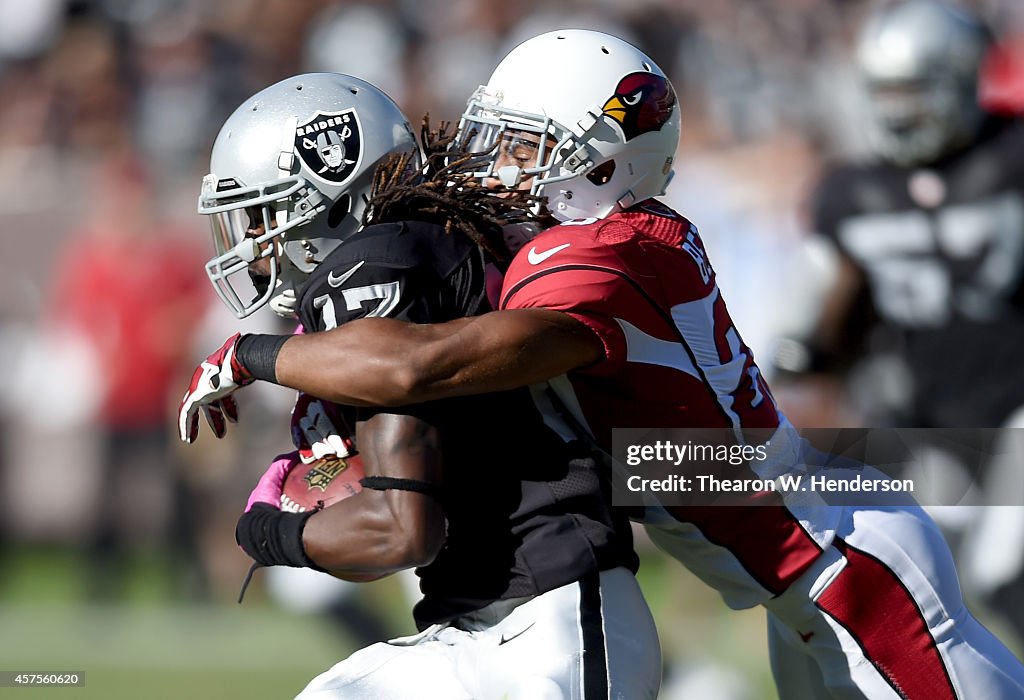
[459,29,680,222]
[856,0,991,166]
[199,73,417,318]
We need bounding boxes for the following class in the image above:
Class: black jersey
[812,118,1024,427]
[296,220,637,628]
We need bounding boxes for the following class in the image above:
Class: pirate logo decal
[601,72,676,141]
[295,109,361,183]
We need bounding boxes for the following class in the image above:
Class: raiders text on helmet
[198,73,417,318]
[297,110,361,183]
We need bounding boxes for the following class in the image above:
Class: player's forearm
[272,310,603,406]
[273,317,472,406]
[303,411,445,575]
[302,488,444,574]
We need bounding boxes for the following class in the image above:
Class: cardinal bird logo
[601,72,677,141]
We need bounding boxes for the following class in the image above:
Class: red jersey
[500,201,832,608]
[500,201,779,445]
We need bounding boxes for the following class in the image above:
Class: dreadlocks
[362,116,552,262]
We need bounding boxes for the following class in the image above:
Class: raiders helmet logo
[302,457,351,492]
[601,72,677,141]
[294,109,362,184]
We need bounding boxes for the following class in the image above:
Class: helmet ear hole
[327,193,352,228]
[586,160,616,186]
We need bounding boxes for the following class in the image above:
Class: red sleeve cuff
[564,311,625,376]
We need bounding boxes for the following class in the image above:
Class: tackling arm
[274,308,605,407]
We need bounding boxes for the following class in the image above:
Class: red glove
[178,333,253,443]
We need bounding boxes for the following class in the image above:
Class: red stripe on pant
[816,538,957,700]
[669,499,823,595]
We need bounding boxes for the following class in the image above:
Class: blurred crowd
[0,0,1023,695]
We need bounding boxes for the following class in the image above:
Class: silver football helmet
[199,73,417,318]
[856,0,991,166]
[459,29,680,223]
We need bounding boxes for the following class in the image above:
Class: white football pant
[765,501,1024,699]
[293,567,661,699]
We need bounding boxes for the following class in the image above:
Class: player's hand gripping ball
[246,450,364,514]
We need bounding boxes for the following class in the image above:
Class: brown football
[280,453,365,513]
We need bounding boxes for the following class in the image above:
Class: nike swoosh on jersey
[527,243,571,265]
[327,261,365,288]
[498,622,536,646]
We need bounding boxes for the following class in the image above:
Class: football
[280,453,365,513]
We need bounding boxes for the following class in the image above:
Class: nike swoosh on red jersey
[527,243,571,265]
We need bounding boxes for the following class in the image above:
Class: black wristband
[235,334,289,383]
[359,476,444,501]
[235,504,324,570]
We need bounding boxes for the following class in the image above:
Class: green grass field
[0,545,777,699]
[0,546,346,699]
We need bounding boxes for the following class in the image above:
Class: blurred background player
[771,0,1024,643]
[44,153,210,600]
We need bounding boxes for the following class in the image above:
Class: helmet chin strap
[269,287,298,317]
[269,253,308,318]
